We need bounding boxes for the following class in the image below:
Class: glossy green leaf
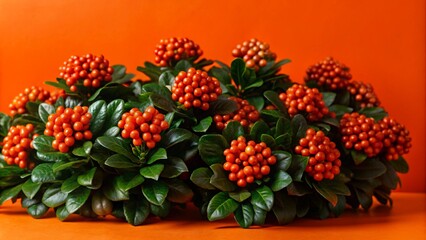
[198,134,228,165]
[230,58,246,86]
[150,93,176,112]
[275,133,292,148]
[264,90,288,116]
[123,197,150,226]
[88,100,107,136]
[161,157,188,178]
[116,173,145,192]
[31,163,55,183]
[192,116,213,132]
[270,170,292,192]
[0,183,23,204]
[52,159,88,173]
[234,203,254,228]
[162,128,193,148]
[246,96,264,111]
[141,180,169,206]
[77,167,102,189]
[36,151,70,162]
[61,175,80,194]
[147,148,167,164]
[150,200,171,218]
[38,103,55,124]
[164,179,193,203]
[390,156,409,173]
[229,190,251,202]
[96,136,138,162]
[272,191,296,225]
[250,120,270,142]
[288,155,308,182]
[274,150,292,171]
[260,134,276,148]
[250,185,274,211]
[103,178,129,201]
[140,164,164,180]
[56,205,71,221]
[209,98,238,115]
[313,180,350,206]
[207,192,239,221]
[329,104,353,118]
[22,178,42,199]
[32,135,55,152]
[190,167,216,190]
[322,92,337,107]
[105,154,140,168]
[291,114,308,140]
[72,141,93,157]
[104,99,125,129]
[351,150,368,165]
[104,126,120,137]
[252,205,267,226]
[222,121,244,143]
[21,197,39,208]
[275,117,291,137]
[42,184,68,208]
[359,107,388,121]
[27,202,49,219]
[158,71,175,86]
[65,186,91,213]
[210,163,236,192]
[353,159,387,180]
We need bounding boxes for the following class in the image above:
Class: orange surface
[0,0,425,192]
[0,192,424,240]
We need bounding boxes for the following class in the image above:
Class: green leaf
[36,151,70,162]
[230,58,246,86]
[0,183,23,204]
[275,133,292,149]
[103,178,129,201]
[359,107,388,121]
[329,104,353,118]
[192,116,212,132]
[140,164,164,180]
[287,182,313,196]
[96,136,138,162]
[222,121,244,143]
[207,192,239,221]
[147,148,167,164]
[158,71,175,86]
[22,179,42,199]
[270,170,292,192]
[32,135,55,152]
[111,64,126,79]
[65,186,91,213]
[313,180,351,206]
[291,114,308,140]
[209,98,238,115]
[116,173,145,192]
[190,167,216,190]
[260,134,276,148]
[72,141,93,157]
[272,191,296,225]
[149,93,176,113]
[77,167,102,189]
[141,180,169,206]
[198,134,228,165]
[250,185,274,211]
[88,100,107,136]
[174,59,192,72]
[38,103,55,124]
[161,157,188,178]
[162,128,193,149]
[42,184,68,208]
[56,205,71,221]
[351,150,368,165]
[234,203,254,228]
[274,151,292,171]
[353,159,387,180]
[104,126,120,137]
[246,96,264,111]
[322,92,337,107]
[164,179,193,203]
[31,163,55,183]
[210,163,236,192]
[390,156,409,173]
[142,83,173,102]
[27,202,49,219]
[209,66,231,85]
[0,166,25,178]
[105,154,140,168]
[104,99,125,130]
[150,200,171,218]
[250,120,270,142]
[264,90,288,116]
[252,205,267,225]
[61,175,80,194]
[275,117,291,137]
[381,161,399,190]
[229,190,251,202]
[123,197,150,226]
[354,188,372,210]
[21,197,39,208]
[288,155,308,182]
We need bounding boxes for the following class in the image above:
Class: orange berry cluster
[44,106,93,153]
[223,136,277,188]
[45,89,67,105]
[118,107,169,149]
[340,113,384,158]
[1,124,37,169]
[347,81,380,108]
[58,54,114,92]
[279,84,330,121]
[305,57,352,90]
[171,68,222,110]
[9,86,51,116]
[379,117,411,161]
[231,38,276,70]
[213,97,259,130]
[294,128,341,181]
[154,37,203,67]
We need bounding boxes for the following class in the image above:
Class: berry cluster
[231,38,277,70]
[379,117,411,161]
[46,89,67,105]
[9,86,51,116]
[295,128,341,181]
[154,37,203,67]
[58,54,114,92]
[223,136,277,187]
[340,113,384,157]
[279,84,330,121]
[305,57,352,90]
[44,106,93,153]
[1,124,37,169]
[171,68,222,110]
[118,107,169,149]
[347,81,380,108]
[213,97,259,130]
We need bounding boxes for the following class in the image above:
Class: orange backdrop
[0,0,424,192]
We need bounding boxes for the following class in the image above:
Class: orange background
[0,0,424,192]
